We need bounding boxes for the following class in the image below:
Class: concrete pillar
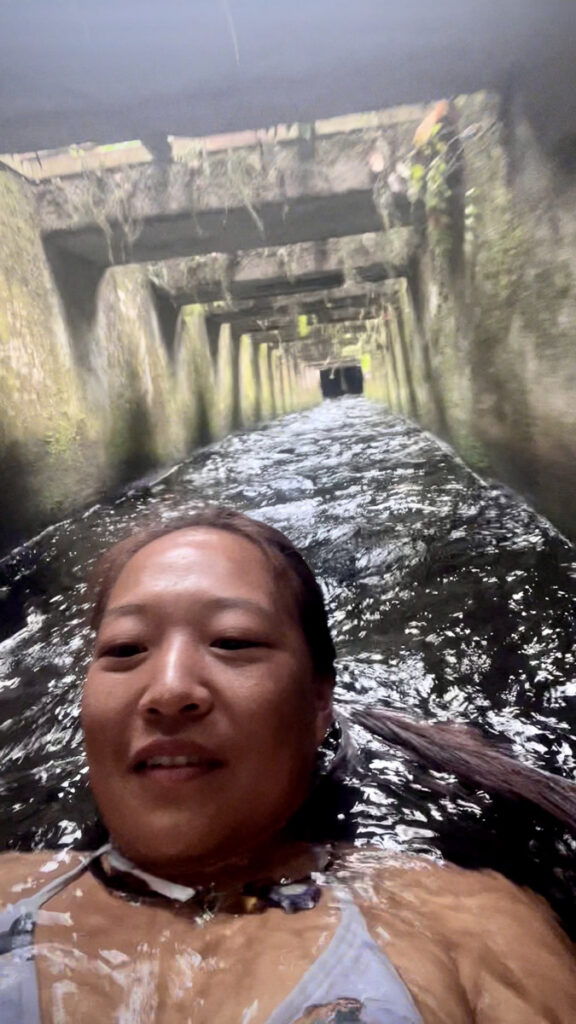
[290,354,303,411]
[239,334,260,426]
[258,342,274,420]
[292,342,323,409]
[271,348,285,415]
[176,306,219,447]
[215,322,235,435]
[304,362,321,407]
[362,319,389,404]
[280,349,295,412]
[387,303,415,417]
[287,349,304,410]
[397,304,418,415]
[277,351,289,415]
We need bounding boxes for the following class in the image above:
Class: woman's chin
[109,821,253,881]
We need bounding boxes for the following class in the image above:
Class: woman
[0,507,575,1023]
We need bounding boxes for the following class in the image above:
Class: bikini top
[0,848,423,1024]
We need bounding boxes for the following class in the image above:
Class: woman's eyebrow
[205,597,275,620]
[101,598,276,621]
[101,602,144,621]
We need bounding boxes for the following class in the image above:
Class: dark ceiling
[1,0,575,153]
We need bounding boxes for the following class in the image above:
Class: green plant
[408,124,462,257]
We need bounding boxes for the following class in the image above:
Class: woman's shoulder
[333,845,572,944]
[0,849,87,909]
[334,847,576,1021]
[335,844,533,891]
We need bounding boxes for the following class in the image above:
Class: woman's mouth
[130,742,224,782]
[135,757,223,784]
[143,755,212,769]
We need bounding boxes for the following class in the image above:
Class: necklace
[93,845,333,920]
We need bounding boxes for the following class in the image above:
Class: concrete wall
[366,92,576,540]
[0,168,321,552]
[0,167,104,550]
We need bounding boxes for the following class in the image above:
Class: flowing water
[1,397,575,927]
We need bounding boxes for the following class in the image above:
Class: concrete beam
[194,281,403,325]
[245,318,382,348]
[35,116,417,265]
[150,231,414,303]
[221,305,383,336]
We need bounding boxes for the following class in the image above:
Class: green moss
[43,415,84,456]
[341,342,362,360]
[518,262,574,340]
[297,314,310,338]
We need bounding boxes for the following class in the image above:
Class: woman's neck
[109,838,329,895]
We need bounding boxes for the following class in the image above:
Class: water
[1,398,575,926]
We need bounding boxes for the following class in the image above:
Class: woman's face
[82,528,333,879]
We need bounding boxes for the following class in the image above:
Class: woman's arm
[357,855,576,1024]
[459,871,576,1022]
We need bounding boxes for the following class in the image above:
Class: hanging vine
[407,103,464,262]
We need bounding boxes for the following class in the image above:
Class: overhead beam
[35,113,418,265]
[215,304,383,336]
[196,281,403,325]
[244,318,382,348]
[150,230,414,303]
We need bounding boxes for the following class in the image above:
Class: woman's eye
[99,642,145,659]
[212,637,262,651]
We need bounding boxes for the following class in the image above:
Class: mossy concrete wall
[0,167,323,552]
[370,92,576,539]
[0,167,105,549]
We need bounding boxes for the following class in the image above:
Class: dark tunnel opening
[320,363,364,399]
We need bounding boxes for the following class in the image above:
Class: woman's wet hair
[87,506,336,678]
[353,708,576,832]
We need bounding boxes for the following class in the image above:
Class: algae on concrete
[0,167,105,545]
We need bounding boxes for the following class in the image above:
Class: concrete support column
[291,342,322,409]
[270,348,284,416]
[215,322,236,435]
[239,334,260,426]
[258,342,274,420]
[280,348,294,412]
[288,349,302,409]
[177,306,219,446]
[362,319,389,404]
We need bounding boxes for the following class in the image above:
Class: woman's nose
[139,634,214,720]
